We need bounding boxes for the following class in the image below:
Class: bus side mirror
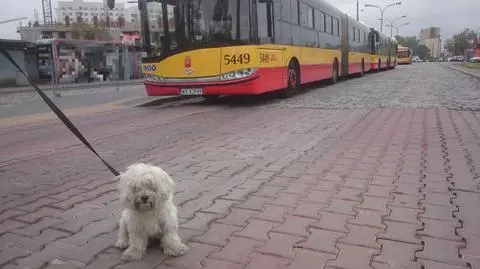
[107,0,115,9]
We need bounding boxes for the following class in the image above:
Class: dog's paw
[121,248,145,261]
[115,239,129,249]
[164,242,189,257]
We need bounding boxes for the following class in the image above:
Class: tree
[394,35,420,50]
[444,38,455,55]
[415,44,430,60]
[71,22,111,41]
[445,28,478,55]
[395,35,429,59]
[118,16,125,28]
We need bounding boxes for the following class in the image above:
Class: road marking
[0,96,147,128]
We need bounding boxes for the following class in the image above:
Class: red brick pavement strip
[1,106,480,268]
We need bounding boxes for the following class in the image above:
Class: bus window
[190,0,252,43]
[256,0,274,43]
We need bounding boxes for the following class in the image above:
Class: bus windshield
[143,0,253,58]
[398,49,411,58]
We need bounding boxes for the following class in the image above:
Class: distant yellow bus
[397,46,412,64]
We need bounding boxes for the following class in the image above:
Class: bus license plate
[180,88,203,95]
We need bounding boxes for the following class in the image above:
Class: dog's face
[129,178,158,212]
[118,163,174,213]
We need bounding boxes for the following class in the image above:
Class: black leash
[0,47,120,176]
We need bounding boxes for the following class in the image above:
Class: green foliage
[464,63,480,69]
[394,35,430,59]
[444,28,478,55]
[71,22,111,41]
[415,45,430,60]
[394,35,419,50]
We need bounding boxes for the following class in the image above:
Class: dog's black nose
[141,195,149,202]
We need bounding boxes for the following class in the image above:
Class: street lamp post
[395,22,410,36]
[357,0,359,21]
[364,2,401,33]
[382,15,407,37]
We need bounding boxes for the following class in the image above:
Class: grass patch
[464,63,480,69]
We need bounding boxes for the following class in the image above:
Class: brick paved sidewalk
[1,108,479,269]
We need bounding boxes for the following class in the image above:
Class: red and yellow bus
[122,0,397,99]
[369,31,398,72]
[397,46,412,64]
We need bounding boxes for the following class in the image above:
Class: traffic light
[107,0,115,9]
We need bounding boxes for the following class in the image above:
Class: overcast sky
[0,0,478,41]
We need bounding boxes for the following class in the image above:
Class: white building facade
[56,0,126,26]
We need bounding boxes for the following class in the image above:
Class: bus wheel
[331,60,339,84]
[281,60,300,98]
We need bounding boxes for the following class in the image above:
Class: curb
[440,63,480,80]
[1,80,144,94]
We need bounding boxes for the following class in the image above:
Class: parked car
[412,56,423,62]
[448,55,465,62]
[469,57,480,63]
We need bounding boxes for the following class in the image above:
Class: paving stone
[287,249,336,269]
[416,237,469,267]
[338,224,384,249]
[312,211,352,233]
[373,239,422,269]
[215,208,257,227]
[255,232,304,259]
[208,236,262,264]
[190,223,241,246]
[0,246,32,265]
[418,259,470,269]
[252,204,289,223]
[163,242,220,269]
[378,221,423,244]
[326,243,380,269]
[233,219,276,242]
[384,206,422,224]
[271,215,315,237]
[417,217,463,242]
[357,196,390,214]
[201,258,244,269]
[245,252,290,269]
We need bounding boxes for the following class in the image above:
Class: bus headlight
[220,68,257,81]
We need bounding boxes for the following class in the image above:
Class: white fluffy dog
[115,162,188,261]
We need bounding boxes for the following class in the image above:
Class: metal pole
[380,10,383,33]
[115,44,120,91]
[357,0,359,21]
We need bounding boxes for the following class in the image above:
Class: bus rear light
[220,68,257,81]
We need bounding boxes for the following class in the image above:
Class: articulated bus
[397,46,412,64]
[116,0,397,99]
[369,31,398,71]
